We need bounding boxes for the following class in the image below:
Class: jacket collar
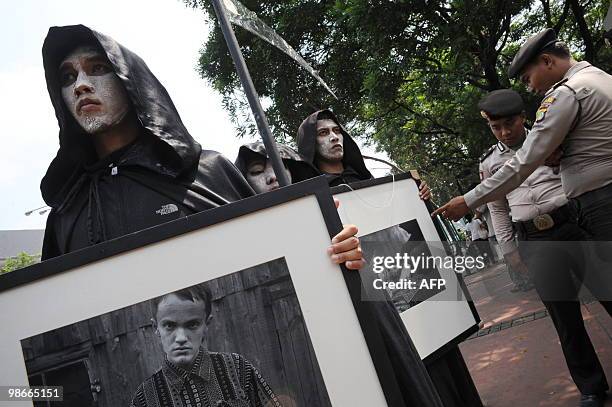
[546,61,592,95]
[162,347,212,392]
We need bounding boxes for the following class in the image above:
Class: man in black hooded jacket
[40,25,256,258]
[297,109,431,199]
[298,109,484,407]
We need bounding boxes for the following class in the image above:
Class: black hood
[296,109,372,180]
[39,25,255,260]
[234,141,318,183]
[41,24,202,206]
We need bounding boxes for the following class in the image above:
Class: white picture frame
[332,173,481,360]
[0,177,395,407]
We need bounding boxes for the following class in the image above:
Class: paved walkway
[459,263,612,407]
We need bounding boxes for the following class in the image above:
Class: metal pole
[210,0,291,187]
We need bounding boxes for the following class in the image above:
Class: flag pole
[210,0,291,187]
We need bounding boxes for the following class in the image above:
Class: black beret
[478,89,525,118]
[508,28,558,78]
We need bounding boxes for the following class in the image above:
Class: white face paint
[59,46,130,134]
[246,158,292,194]
[315,119,344,162]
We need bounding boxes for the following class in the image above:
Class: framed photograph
[332,173,481,362]
[0,177,395,407]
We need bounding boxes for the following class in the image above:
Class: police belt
[513,204,572,235]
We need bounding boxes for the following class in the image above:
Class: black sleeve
[41,210,60,260]
[371,300,445,407]
[195,150,255,204]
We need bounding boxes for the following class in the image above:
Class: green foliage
[1,252,39,274]
[185,0,611,201]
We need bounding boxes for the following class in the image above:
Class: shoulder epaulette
[551,78,570,92]
[548,78,582,131]
[479,145,496,163]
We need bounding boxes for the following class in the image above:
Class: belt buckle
[533,214,554,231]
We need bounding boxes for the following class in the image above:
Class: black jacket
[296,109,372,186]
[40,25,254,259]
[234,141,318,183]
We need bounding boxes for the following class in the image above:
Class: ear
[542,53,554,68]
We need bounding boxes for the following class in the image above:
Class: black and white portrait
[21,258,331,407]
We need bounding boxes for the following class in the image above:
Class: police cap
[508,28,558,79]
[478,89,524,119]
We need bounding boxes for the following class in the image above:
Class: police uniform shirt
[479,136,567,254]
[466,62,612,209]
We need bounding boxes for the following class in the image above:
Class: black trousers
[517,220,609,395]
[571,183,612,303]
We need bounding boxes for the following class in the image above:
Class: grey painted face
[59,46,130,134]
[315,119,344,162]
[246,157,292,194]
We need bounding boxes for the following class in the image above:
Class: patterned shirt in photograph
[130,348,281,407]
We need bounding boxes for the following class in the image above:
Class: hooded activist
[234,141,318,194]
[297,109,431,200]
[40,25,253,258]
[297,109,484,407]
[40,25,363,269]
[297,109,373,186]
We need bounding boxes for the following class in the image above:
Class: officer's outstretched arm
[464,89,578,209]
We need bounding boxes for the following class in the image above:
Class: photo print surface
[21,258,330,407]
[360,219,445,312]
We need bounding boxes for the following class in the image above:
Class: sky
[0,0,389,231]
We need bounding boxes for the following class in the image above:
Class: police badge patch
[536,96,556,122]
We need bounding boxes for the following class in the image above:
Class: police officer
[478,89,608,407]
[478,99,535,292]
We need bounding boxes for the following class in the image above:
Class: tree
[185,0,611,201]
[1,252,39,274]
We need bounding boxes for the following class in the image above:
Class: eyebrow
[59,54,109,71]
[247,160,266,169]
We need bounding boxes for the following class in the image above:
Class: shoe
[579,393,605,407]
[521,283,535,292]
[510,286,522,293]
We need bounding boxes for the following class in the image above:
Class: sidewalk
[459,263,612,407]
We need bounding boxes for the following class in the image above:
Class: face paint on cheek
[246,161,292,194]
[246,171,268,194]
[316,131,344,161]
[62,71,130,134]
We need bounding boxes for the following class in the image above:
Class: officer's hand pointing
[431,196,470,221]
